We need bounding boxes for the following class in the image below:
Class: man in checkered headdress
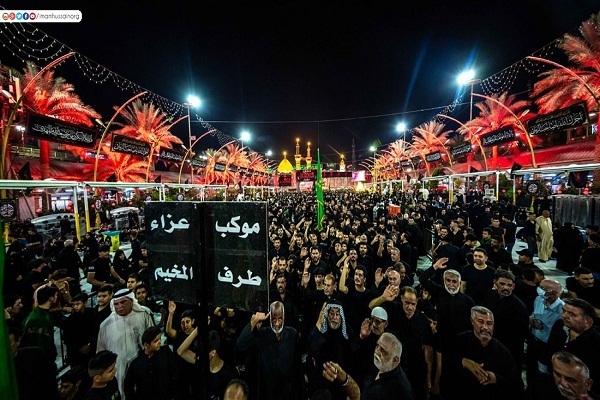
[307,299,357,399]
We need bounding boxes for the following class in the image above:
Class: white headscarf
[110,288,146,314]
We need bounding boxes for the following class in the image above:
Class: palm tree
[412,121,453,174]
[463,92,531,169]
[532,12,600,178]
[21,61,101,178]
[532,12,600,114]
[110,100,184,182]
[84,143,148,182]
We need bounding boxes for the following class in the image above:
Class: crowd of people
[3,189,600,400]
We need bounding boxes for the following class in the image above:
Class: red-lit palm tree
[531,12,600,175]
[84,143,148,182]
[412,121,453,175]
[110,100,184,182]
[21,61,101,178]
[532,12,600,113]
[463,92,532,169]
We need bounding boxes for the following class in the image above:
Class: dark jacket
[124,346,179,400]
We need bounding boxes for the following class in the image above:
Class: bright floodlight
[186,95,201,108]
[240,131,251,142]
[369,146,376,152]
[457,70,476,85]
[266,150,273,157]
[396,122,407,133]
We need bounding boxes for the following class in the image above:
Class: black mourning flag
[469,166,479,173]
[510,162,523,178]
[569,171,589,188]
[106,173,117,182]
[17,161,32,180]
[184,178,189,184]
[418,173,424,182]
[154,175,162,183]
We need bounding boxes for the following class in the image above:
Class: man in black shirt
[566,267,600,312]
[361,332,416,400]
[501,214,517,254]
[449,306,524,400]
[87,245,125,292]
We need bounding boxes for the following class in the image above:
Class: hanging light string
[0,17,244,151]
[0,11,584,157]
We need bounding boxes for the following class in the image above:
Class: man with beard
[486,235,513,270]
[450,306,523,400]
[96,288,155,398]
[481,269,529,369]
[354,307,389,387]
[271,273,299,330]
[566,268,600,314]
[419,258,474,395]
[305,246,331,278]
[357,242,374,284]
[307,301,357,400]
[361,332,416,400]
[460,247,496,305]
[339,265,374,333]
[540,299,600,398]
[236,301,300,400]
[551,351,598,400]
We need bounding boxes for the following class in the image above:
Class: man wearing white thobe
[97,288,154,399]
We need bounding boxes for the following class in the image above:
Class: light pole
[457,70,482,121]
[370,145,377,191]
[183,95,201,183]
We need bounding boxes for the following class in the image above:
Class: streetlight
[240,130,251,149]
[183,95,201,182]
[370,145,377,191]
[396,122,407,134]
[457,70,482,121]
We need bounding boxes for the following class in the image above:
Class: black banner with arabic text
[111,134,151,157]
[204,202,268,312]
[27,113,97,148]
[450,142,472,158]
[158,148,184,163]
[145,202,201,304]
[425,151,442,162]
[481,127,516,147]
[527,103,589,136]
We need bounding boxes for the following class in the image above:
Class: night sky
[2,1,599,166]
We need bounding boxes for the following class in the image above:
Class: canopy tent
[510,163,600,202]
[419,170,504,202]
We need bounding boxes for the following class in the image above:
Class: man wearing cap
[355,306,389,386]
[87,245,125,293]
[96,288,155,398]
[516,248,536,269]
